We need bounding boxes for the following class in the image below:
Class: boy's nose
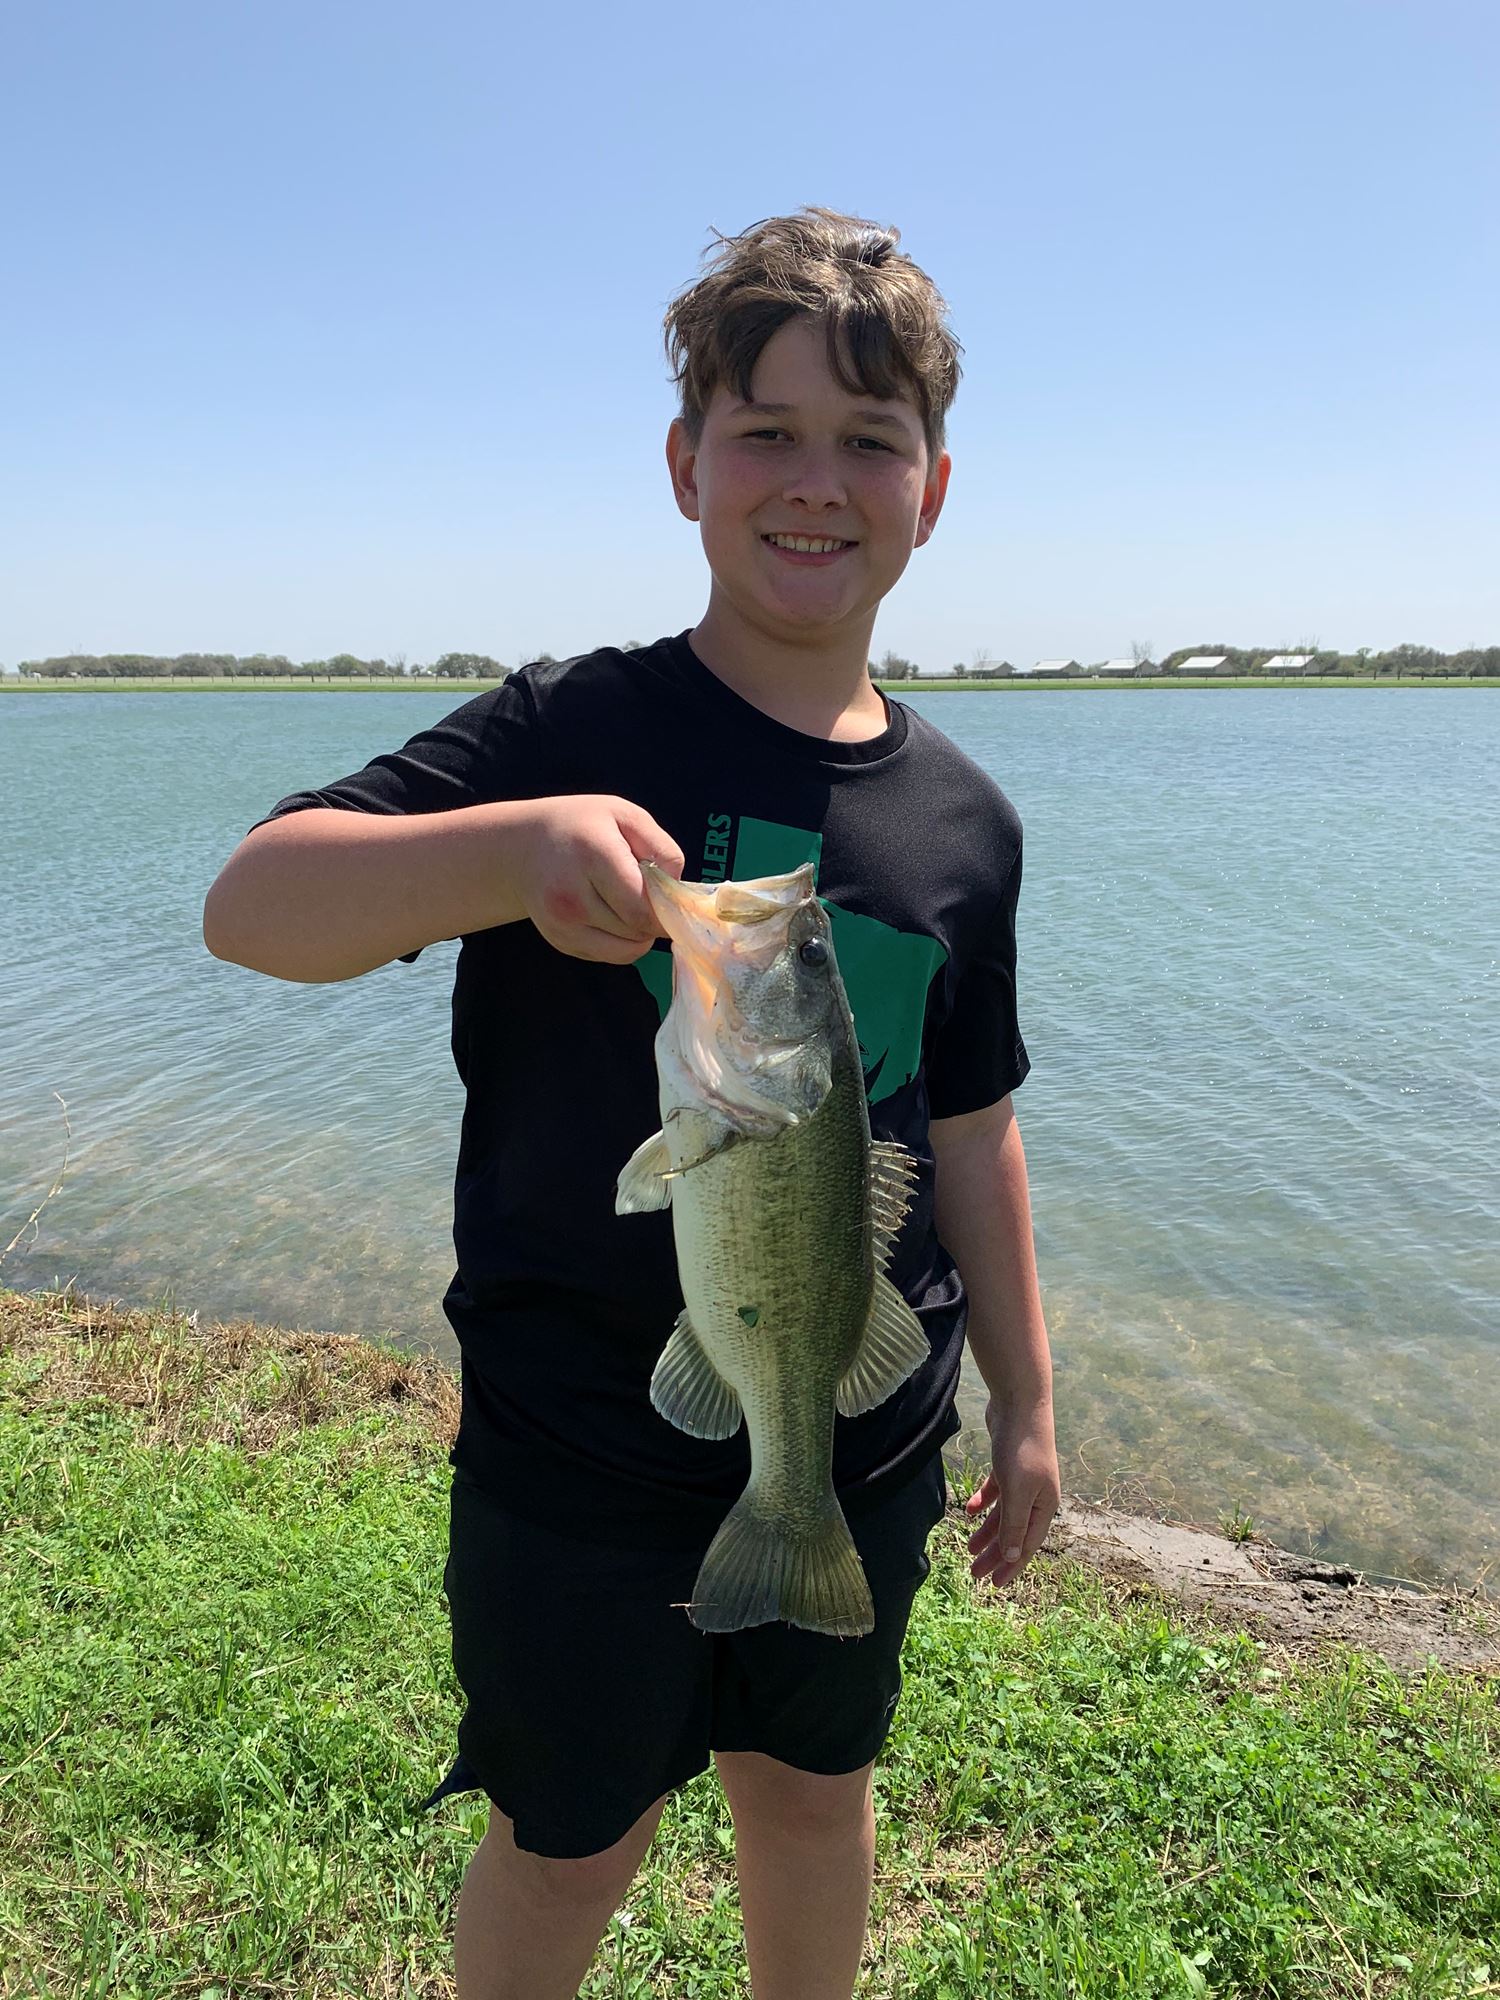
[781,451,848,510]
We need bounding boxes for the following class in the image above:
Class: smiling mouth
[762,533,857,554]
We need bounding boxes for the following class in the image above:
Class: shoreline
[6,1279,1496,1992]
[3,673,1494,693]
[5,1281,1492,1675]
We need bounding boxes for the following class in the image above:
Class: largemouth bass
[614,862,929,1637]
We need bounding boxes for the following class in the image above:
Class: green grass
[0,677,448,692]
[1,1287,1496,1998]
[879,675,1492,690]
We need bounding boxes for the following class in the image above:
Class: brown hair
[664,206,962,460]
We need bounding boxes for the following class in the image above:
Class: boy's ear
[913,447,952,550]
[666,418,701,523]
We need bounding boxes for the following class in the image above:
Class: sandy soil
[1032,1492,1498,1676]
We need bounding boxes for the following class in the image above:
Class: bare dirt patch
[1039,1493,1498,1676]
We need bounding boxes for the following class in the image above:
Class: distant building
[1176,655,1228,674]
[1260,654,1313,672]
[1023,658,1077,677]
[1095,658,1137,675]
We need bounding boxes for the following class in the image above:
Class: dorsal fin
[868,1138,918,1276]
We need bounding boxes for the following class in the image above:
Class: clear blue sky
[4,0,1496,670]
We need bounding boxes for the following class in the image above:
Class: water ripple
[6,686,1498,1584]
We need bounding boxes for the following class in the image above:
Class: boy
[203,207,1060,2000]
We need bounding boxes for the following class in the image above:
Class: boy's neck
[688,596,890,744]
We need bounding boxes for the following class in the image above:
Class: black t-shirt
[251,632,1030,1544]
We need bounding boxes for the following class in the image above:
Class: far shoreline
[3,674,1494,694]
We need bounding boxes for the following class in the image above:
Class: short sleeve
[925,845,1031,1118]
[245,675,547,962]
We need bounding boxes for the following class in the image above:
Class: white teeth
[766,534,851,553]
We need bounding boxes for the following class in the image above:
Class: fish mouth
[642,860,818,1050]
[643,861,825,1129]
[642,861,815,977]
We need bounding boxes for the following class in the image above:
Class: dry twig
[0,1093,71,1268]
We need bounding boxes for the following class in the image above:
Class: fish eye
[798,937,829,969]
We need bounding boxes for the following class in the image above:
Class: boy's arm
[930,1094,1061,1590]
[203,794,684,983]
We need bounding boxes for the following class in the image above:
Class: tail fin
[686,1490,874,1637]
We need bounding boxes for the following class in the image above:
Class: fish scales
[615,861,930,1637]
[673,1041,871,1527]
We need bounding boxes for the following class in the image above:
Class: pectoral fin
[650,1308,744,1439]
[615,1129,674,1214]
[836,1274,929,1418]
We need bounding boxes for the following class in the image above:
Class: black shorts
[416,1448,950,1858]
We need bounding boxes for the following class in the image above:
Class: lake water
[4,685,1496,1588]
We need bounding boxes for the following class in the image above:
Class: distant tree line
[867,641,1500,680]
[15,639,1500,683]
[1152,641,1500,678]
[13,651,506,680]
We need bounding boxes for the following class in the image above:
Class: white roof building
[1176,655,1228,674]
[1025,658,1076,675]
[1260,654,1313,671]
[1095,658,1137,675]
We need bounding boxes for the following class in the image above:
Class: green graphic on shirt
[729,816,822,882]
[634,814,945,1105]
[634,943,675,1020]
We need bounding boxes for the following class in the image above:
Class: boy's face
[667,315,950,645]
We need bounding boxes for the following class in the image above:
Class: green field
[3,1284,1496,1998]
[1,677,456,693]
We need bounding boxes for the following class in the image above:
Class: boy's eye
[741,429,894,452]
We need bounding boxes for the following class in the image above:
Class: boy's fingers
[539,897,657,961]
[552,838,654,936]
[593,870,663,941]
[967,1485,1026,1564]
[570,925,658,965]
[971,1500,1046,1582]
[580,895,662,961]
[537,879,642,943]
[590,817,683,939]
[612,802,685,879]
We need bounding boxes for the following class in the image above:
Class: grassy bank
[2,1286,1496,1998]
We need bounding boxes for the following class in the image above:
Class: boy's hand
[963,1392,1060,1592]
[514,796,685,964]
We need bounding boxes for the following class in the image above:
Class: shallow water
[5,685,1496,1585]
